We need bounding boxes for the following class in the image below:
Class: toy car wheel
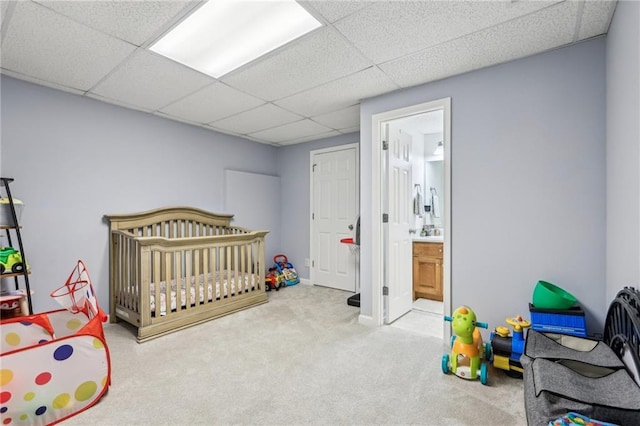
[11,262,24,273]
[0,264,4,274]
[484,342,492,361]
[480,363,488,385]
[441,354,450,374]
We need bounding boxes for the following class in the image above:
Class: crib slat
[153,251,161,318]
[226,246,232,297]
[185,250,191,310]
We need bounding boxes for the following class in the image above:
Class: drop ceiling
[0,0,617,146]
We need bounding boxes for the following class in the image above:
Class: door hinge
[382,213,389,223]
[312,260,314,267]
[312,163,317,172]
[382,140,388,150]
[383,286,389,296]
[312,213,314,220]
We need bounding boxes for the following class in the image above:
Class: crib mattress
[150,272,256,315]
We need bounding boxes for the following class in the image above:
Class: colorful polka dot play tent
[1,260,111,425]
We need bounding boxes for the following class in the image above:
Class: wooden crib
[105,206,268,342]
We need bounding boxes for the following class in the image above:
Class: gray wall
[1,76,279,312]
[277,133,359,279]
[360,38,607,335]
[606,0,640,303]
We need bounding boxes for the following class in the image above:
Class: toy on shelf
[442,305,491,385]
[490,315,531,378]
[0,246,26,274]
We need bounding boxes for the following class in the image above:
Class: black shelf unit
[0,177,33,315]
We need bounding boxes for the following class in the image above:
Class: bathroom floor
[389,298,444,339]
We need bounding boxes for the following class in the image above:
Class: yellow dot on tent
[0,369,13,386]
[74,381,97,402]
[92,338,104,349]
[5,332,20,346]
[53,393,71,409]
[24,392,35,401]
[20,413,29,421]
[66,318,82,331]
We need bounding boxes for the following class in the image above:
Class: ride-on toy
[490,315,531,378]
[442,305,490,385]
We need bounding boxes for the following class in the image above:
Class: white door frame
[309,143,360,289]
[371,98,452,339]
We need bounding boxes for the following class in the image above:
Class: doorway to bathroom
[371,98,451,340]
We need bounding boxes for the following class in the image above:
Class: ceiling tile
[222,27,372,101]
[311,105,360,130]
[86,92,154,113]
[1,1,12,25]
[380,1,578,89]
[248,119,333,143]
[160,82,265,124]
[90,50,213,111]
[578,0,617,40]
[335,0,562,64]
[339,126,360,135]
[301,0,374,23]
[33,0,199,47]
[277,130,342,146]
[0,69,85,96]
[275,66,398,117]
[469,1,579,70]
[1,1,137,91]
[210,103,302,135]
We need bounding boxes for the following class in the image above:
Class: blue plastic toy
[490,315,531,377]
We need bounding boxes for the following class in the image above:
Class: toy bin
[529,303,587,337]
[0,198,24,227]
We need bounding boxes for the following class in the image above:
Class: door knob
[348,224,354,230]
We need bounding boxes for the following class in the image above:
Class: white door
[311,146,358,292]
[386,123,414,323]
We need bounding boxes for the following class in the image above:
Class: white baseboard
[299,278,311,286]
[358,314,377,327]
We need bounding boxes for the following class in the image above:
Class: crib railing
[110,230,266,326]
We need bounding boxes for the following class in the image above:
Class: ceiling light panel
[150,0,322,79]
[160,82,265,124]
[222,27,372,101]
[33,0,199,47]
[1,1,136,91]
[90,50,213,111]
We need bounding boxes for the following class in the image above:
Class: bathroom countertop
[412,235,444,243]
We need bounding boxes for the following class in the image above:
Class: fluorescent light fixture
[433,141,444,156]
[150,0,322,78]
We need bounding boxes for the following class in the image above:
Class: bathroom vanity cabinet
[412,241,443,301]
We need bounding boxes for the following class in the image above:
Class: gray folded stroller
[521,287,640,426]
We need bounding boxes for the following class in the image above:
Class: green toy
[442,305,491,385]
[0,246,26,274]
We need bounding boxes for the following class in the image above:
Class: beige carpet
[65,284,526,425]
